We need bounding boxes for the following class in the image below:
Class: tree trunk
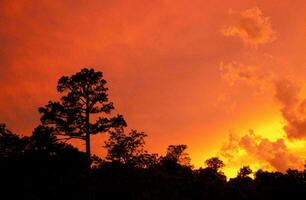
[85,131,90,165]
[85,106,91,168]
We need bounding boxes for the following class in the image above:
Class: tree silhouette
[39,68,126,166]
[30,125,58,151]
[1,119,306,199]
[162,144,191,166]
[205,157,225,171]
[237,165,252,178]
[0,123,16,154]
[104,129,157,168]
[0,123,28,157]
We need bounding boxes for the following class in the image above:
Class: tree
[205,157,225,171]
[0,123,28,157]
[163,144,191,166]
[30,125,58,151]
[39,68,126,166]
[237,166,252,178]
[104,129,157,168]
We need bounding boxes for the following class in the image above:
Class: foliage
[163,144,191,167]
[39,68,126,161]
[237,165,253,178]
[205,157,225,171]
[104,129,158,168]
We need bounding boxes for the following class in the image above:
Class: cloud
[219,77,306,172]
[275,79,306,139]
[219,61,269,86]
[274,79,300,108]
[222,7,276,46]
[220,60,306,140]
[220,130,304,172]
[219,6,305,174]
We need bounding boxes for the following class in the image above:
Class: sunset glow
[1,0,306,177]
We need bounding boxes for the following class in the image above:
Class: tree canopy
[39,68,126,164]
[104,129,158,168]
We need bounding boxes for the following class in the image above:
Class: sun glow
[254,120,285,140]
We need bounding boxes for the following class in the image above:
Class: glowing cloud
[220,59,306,140]
[219,64,306,172]
[223,7,276,46]
[220,130,304,172]
[219,61,269,86]
[275,79,306,140]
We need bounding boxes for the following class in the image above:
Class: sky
[1,0,306,177]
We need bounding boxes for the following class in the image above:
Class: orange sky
[1,0,306,177]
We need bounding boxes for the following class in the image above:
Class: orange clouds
[219,4,306,172]
[219,64,306,171]
[218,4,306,175]
[275,79,306,139]
[220,130,304,172]
[219,61,269,86]
[223,7,276,46]
[219,63,306,173]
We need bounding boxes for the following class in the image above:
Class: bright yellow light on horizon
[219,118,287,179]
[188,118,286,179]
[254,120,285,140]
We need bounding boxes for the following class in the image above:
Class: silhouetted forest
[0,68,305,200]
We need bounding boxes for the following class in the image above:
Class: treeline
[0,68,305,200]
